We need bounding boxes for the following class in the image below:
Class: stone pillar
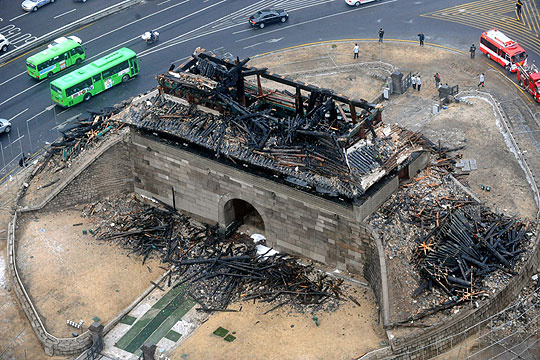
[88,321,104,343]
[141,342,157,360]
[391,71,403,94]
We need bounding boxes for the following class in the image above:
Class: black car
[249,9,288,29]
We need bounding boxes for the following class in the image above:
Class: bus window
[92,74,101,83]
[50,83,62,94]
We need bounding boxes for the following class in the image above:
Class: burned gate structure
[121,49,429,273]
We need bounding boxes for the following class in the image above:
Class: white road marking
[0,0,199,108]
[243,41,265,49]
[52,113,81,130]
[0,71,26,87]
[0,81,42,107]
[172,55,190,64]
[8,108,28,121]
[237,0,398,42]
[56,108,71,116]
[53,9,77,19]
[85,0,190,44]
[9,13,29,22]
[143,0,341,56]
[158,0,172,5]
[137,0,228,57]
[25,107,51,123]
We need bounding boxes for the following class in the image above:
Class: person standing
[505,63,511,76]
[378,28,384,43]
[478,73,485,87]
[417,32,425,46]
[353,43,359,59]
[417,75,422,91]
[411,74,417,90]
[516,0,523,17]
[470,44,476,58]
[434,72,441,87]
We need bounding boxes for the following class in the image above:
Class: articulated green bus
[50,47,139,108]
[26,39,85,80]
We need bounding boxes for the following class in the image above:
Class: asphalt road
[0,0,539,175]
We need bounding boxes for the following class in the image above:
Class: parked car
[0,119,11,134]
[344,0,379,6]
[22,0,54,12]
[0,35,10,53]
[48,36,83,48]
[249,9,288,29]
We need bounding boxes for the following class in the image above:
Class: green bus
[50,47,139,108]
[26,39,85,80]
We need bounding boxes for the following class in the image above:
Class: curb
[0,0,144,66]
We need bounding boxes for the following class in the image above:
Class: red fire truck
[480,29,527,72]
[516,64,540,102]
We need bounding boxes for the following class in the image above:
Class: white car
[48,36,83,48]
[345,0,378,6]
[0,34,10,52]
[0,119,11,134]
[22,0,54,12]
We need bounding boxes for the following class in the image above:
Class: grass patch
[120,315,137,325]
[165,330,182,342]
[213,327,229,337]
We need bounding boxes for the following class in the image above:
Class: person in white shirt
[417,75,422,91]
[411,74,416,90]
[353,44,359,59]
[478,73,485,87]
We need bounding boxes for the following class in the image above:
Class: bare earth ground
[173,286,384,360]
[15,209,164,338]
[0,170,59,360]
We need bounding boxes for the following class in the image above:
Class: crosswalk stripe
[421,0,540,55]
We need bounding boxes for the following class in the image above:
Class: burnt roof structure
[118,49,425,200]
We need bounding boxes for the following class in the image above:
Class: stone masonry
[129,129,428,274]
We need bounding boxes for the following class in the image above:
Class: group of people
[411,74,422,91]
[351,26,489,90]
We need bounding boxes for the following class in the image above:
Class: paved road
[0,0,123,50]
[1,0,540,176]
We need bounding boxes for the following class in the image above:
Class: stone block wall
[130,130,373,273]
[44,141,134,211]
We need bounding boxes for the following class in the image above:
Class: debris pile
[413,207,532,300]
[85,195,344,312]
[113,49,426,200]
[51,108,122,162]
[369,150,536,322]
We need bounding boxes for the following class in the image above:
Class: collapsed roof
[117,49,425,200]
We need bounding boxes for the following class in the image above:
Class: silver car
[0,119,11,134]
[22,0,55,12]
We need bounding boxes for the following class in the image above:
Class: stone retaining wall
[6,136,138,356]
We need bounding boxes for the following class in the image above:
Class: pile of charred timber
[89,195,343,312]
[413,207,532,302]
[51,108,121,162]
[115,49,426,200]
[371,148,536,322]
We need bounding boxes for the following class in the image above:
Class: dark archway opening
[223,199,265,235]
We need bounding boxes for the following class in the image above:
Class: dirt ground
[0,170,58,360]
[15,209,164,338]
[173,286,384,360]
